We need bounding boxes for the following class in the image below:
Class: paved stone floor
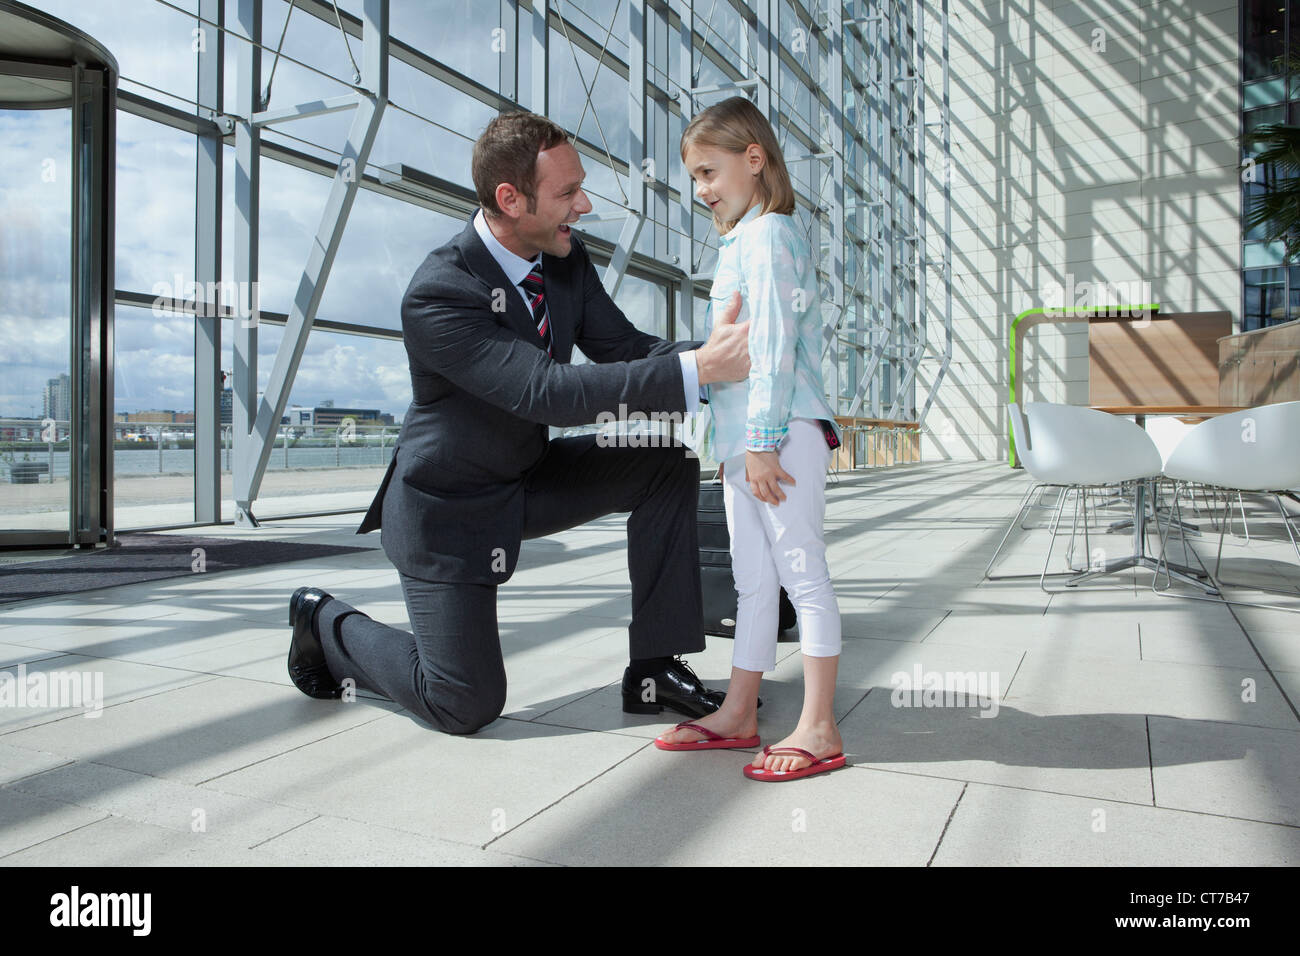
[1,460,1297,865]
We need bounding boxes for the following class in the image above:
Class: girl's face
[683,141,765,225]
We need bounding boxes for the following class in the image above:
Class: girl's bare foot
[751,719,842,772]
[656,706,758,746]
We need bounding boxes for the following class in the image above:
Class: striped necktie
[518,261,552,356]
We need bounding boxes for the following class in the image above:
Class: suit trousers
[315,434,705,734]
[721,417,841,673]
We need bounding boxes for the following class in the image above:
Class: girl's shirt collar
[719,203,763,244]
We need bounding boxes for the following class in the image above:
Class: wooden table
[1091,405,1246,427]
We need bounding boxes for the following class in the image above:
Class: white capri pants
[721,417,842,672]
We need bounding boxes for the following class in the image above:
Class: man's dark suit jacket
[356,213,703,585]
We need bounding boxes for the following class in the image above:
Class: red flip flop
[743,745,847,781]
[654,721,761,751]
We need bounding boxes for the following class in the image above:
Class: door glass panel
[0,90,73,536]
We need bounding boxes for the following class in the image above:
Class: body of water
[2,443,395,479]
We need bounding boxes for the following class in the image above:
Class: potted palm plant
[1242,121,1300,262]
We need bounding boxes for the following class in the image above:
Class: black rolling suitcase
[698,479,798,639]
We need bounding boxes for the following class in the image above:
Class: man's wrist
[678,350,701,411]
[693,346,711,386]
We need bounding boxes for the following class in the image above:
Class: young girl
[655,96,845,781]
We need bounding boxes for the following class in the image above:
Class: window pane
[612,271,668,340]
[113,304,195,529]
[219,324,408,517]
[117,113,196,297]
[1243,267,1284,331]
[0,106,72,531]
[1243,0,1287,81]
[391,0,511,92]
[549,27,630,162]
[317,187,466,333]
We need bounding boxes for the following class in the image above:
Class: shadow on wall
[923,1,1238,461]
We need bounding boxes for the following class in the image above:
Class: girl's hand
[744,450,796,505]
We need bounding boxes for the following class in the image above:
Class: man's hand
[744,449,796,505]
[694,291,750,386]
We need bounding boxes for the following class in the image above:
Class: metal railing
[1,418,397,481]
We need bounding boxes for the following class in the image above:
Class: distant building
[312,405,386,430]
[42,373,70,422]
[284,404,390,434]
[116,410,192,424]
[0,420,44,441]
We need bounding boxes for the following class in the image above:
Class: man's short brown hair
[472,111,570,217]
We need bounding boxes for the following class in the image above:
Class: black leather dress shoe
[621,657,759,719]
[288,587,342,699]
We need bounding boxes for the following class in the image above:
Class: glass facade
[1242,0,1300,329]
[1,0,946,531]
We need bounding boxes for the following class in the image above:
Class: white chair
[985,403,1086,584]
[1154,401,1300,607]
[984,402,1209,591]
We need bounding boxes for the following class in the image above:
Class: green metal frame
[1007,303,1161,466]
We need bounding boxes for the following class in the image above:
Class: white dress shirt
[473,208,699,411]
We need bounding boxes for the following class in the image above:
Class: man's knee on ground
[417,675,506,735]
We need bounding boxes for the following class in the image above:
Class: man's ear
[495,182,521,218]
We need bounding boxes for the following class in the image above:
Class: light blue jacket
[698,205,841,463]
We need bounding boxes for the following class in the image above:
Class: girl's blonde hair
[680,96,795,237]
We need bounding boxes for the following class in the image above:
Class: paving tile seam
[1000,651,1300,678]
[1222,602,1300,725]
[913,609,953,642]
[1130,653,1300,676]
[9,754,239,795]
[0,620,295,660]
[481,846,569,867]
[9,630,411,701]
[833,686,875,723]
[2,771,310,845]
[480,739,656,852]
[0,608,276,633]
[838,633,947,646]
[926,781,969,867]
[500,713,690,744]
[998,651,1029,698]
[515,682,614,722]
[0,648,73,666]
[843,762,1300,830]
[192,710,401,788]
[0,752,76,786]
[0,811,111,863]
[991,698,1300,732]
[242,804,488,854]
[1143,713,1300,735]
[0,673,224,739]
[1,778,94,811]
[1144,715,1156,807]
[4,808,373,864]
[101,656,404,701]
[245,813,322,850]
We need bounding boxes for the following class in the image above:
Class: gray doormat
[0,533,376,606]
